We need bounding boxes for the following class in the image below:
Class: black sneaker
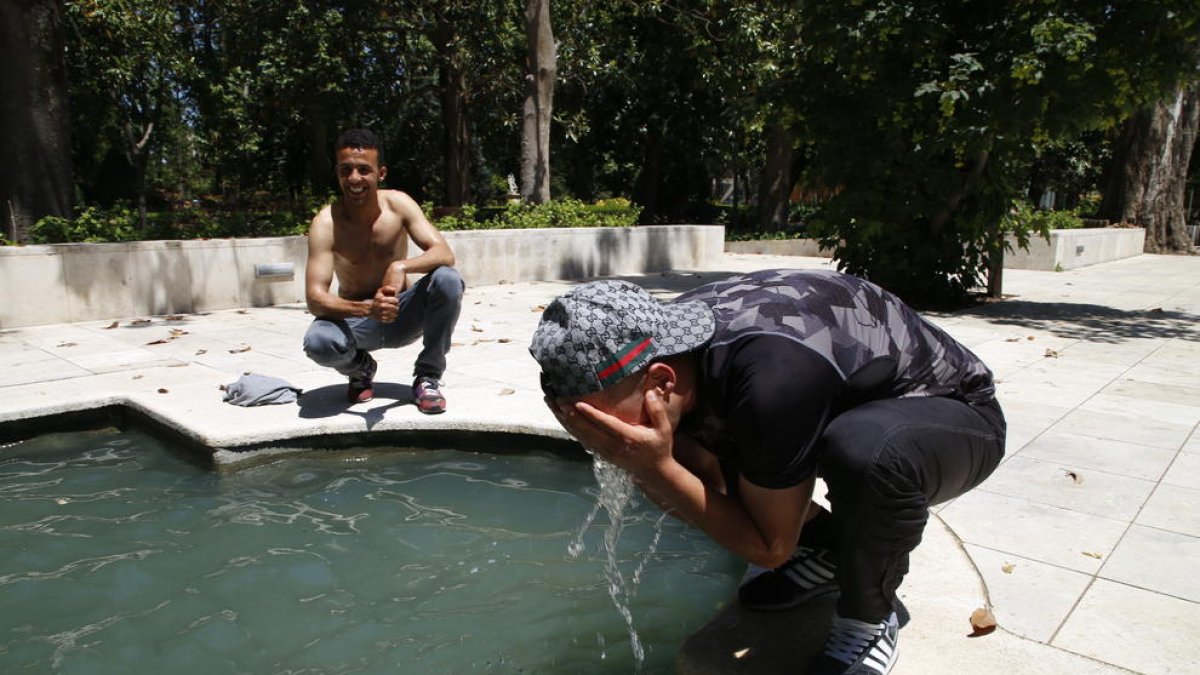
[738,545,838,611]
[413,376,446,414]
[347,352,378,403]
[810,611,900,675]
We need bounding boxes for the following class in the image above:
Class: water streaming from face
[568,454,669,672]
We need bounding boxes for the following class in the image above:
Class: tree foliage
[17,0,1200,301]
[785,0,1200,301]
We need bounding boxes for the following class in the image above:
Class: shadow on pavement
[962,300,1198,343]
[298,382,415,428]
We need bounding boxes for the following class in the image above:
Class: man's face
[572,371,650,426]
[335,146,386,206]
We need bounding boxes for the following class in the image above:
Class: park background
[3,0,1199,305]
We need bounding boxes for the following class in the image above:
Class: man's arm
[379,191,456,289]
[305,211,394,321]
[552,391,812,569]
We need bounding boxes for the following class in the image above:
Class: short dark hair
[335,128,385,166]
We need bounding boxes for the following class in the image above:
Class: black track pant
[817,396,1005,622]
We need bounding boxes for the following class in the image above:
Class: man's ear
[645,362,676,394]
[378,165,388,183]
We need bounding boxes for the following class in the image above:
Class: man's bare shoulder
[380,189,421,216]
[308,204,336,242]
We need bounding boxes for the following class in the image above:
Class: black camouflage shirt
[676,269,995,488]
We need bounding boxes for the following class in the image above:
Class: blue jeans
[303,266,464,380]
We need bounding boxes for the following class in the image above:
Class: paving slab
[2,250,1199,674]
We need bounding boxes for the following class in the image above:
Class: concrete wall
[724,228,1146,273]
[1004,227,1146,271]
[724,238,833,257]
[0,225,724,328]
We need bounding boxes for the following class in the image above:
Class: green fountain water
[0,427,738,674]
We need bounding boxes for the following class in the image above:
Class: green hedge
[431,198,641,231]
[27,197,641,244]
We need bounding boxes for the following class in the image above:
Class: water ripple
[0,549,160,586]
[33,599,170,668]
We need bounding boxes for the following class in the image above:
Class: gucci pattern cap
[530,280,716,398]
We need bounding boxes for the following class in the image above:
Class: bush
[430,198,641,231]
[1001,200,1088,247]
[29,200,314,244]
[31,203,139,243]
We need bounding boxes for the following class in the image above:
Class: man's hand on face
[546,386,675,478]
[370,285,400,323]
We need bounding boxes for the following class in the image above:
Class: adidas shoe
[347,352,378,403]
[810,611,900,675]
[413,376,447,414]
[738,545,838,611]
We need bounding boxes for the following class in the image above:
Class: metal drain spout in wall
[255,262,295,279]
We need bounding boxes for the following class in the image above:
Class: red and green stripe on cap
[596,336,657,389]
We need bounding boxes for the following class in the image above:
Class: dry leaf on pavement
[228,345,252,353]
[969,607,997,637]
[1001,563,1015,574]
[498,388,515,396]
[103,321,119,329]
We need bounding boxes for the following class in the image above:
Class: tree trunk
[435,20,471,208]
[757,120,795,231]
[0,0,73,243]
[520,0,556,204]
[1099,82,1200,253]
[304,101,332,196]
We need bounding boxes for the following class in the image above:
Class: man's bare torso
[325,190,410,300]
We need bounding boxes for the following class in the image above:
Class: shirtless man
[303,128,464,412]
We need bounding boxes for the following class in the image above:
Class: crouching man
[529,269,1005,674]
[304,128,463,412]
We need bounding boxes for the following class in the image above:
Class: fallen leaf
[165,314,185,321]
[169,329,188,337]
[131,318,152,326]
[1026,336,1035,341]
[969,607,997,637]
[157,388,169,394]
[1044,349,1060,358]
[228,345,252,353]
[1148,307,1162,313]
[1064,469,1083,485]
[237,309,248,314]
[498,338,512,344]
[195,349,207,355]
[146,338,171,345]
[1001,563,1015,574]
[56,341,77,348]
[1082,551,1103,559]
[531,305,545,312]
[451,342,466,347]
[497,388,515,396]
[103,321,119,329]
[132,374,144,380]
[1005,337,1020,343]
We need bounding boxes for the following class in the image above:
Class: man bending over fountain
[303,128,464,412]
[528,270,1005,675]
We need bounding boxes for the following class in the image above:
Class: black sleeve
[719,336,844,489]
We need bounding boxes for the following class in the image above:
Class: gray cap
[529,280,715,398]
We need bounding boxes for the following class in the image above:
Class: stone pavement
[1,252,1198,674]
